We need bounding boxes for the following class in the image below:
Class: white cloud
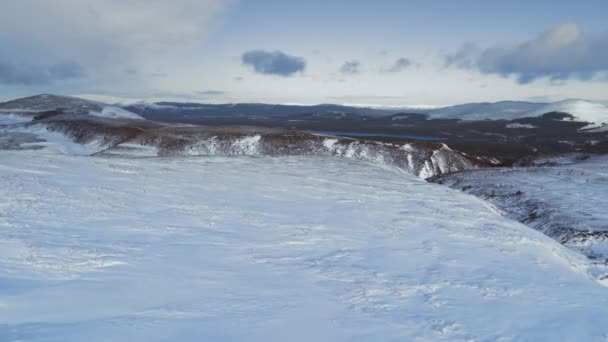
[0,0,230,87]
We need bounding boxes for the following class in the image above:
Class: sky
[1,0,608,106]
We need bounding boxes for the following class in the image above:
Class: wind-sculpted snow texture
[434,154,608,265]
[1,151,608,341]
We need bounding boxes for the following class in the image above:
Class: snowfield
[1,149,608,341]
[435,155,608,264]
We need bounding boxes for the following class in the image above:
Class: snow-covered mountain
[0,94,143,120]
[1,150,608,341]
[529,100,608,128]
[428,101,545,120]
[429,99,608,126]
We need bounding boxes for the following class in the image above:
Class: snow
[1,149,608,341]
[322,138,339,150]
[428,101,544,120]
[437,155,608,263]
[230,134,261,154]
[506,123,537,129]
[89,106,144,120]
[428,99,608,126]
[98,143,160,157]
[0,113,33,125]
[529,100,608,127]
[4,124,108,155]
[0,117,474,179]
[583,125,608,133]
[0,94,143,120]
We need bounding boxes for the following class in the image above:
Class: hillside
[1,151,607,341]
[428,99,608,126]
[0,94,143,120]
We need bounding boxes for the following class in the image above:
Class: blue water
[306,130,445,141]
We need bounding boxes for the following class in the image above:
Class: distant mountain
[428,101,545,120]
[428,99,608,126]
[0,94,143,120]
[4,95,606,127]
[124,102,410,122]
[529,100,608,128]
[125,98,608,127]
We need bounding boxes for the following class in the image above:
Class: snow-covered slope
[1,150,608,341]
[0,94,143,120]
[90,106,144,120]
[435,154,608,263]
[428,101,544,120]
[429,99,608,126]
[530,100,608,128]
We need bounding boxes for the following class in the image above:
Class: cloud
[384,57,413,72]
[340,60,361,75]
[0,0,228,87]
[0,60,85,85]
[241,50,306,77]
[445,24,608,84]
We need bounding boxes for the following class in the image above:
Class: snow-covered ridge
[125,96,608,127]
[428,99,608,126]
[429,101,544,120]
[0,94,143,120]
[4,94,607,126]
[1,114,477,179]
[530,100,608,128]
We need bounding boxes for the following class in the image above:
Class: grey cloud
[241,50,306,77]
[0,60,85,85]
[445,24,608,84]
[340,60,361,75]
[384,57,412,72]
